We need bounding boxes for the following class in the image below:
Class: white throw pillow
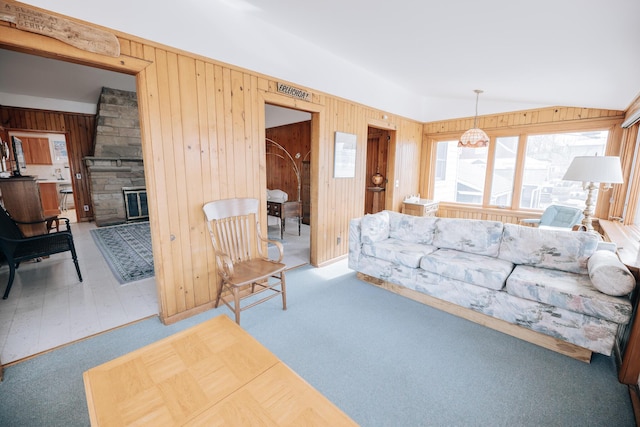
[588,250,635,296]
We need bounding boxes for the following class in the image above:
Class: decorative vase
[371,172,384,187]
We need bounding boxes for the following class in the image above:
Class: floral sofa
[349,210,636,358]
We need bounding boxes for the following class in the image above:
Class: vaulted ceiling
[2,0,639,121]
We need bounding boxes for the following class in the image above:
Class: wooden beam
[0,24,149,74]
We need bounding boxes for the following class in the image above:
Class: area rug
[90,221,154,284]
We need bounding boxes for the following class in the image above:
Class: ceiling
[2,0,640,121]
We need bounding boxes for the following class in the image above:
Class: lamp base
[581,182,597,232]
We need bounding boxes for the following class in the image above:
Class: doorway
[365,127,391,214]
[0,48,154,365]
[265,104,312,269]
[7,131,77,223]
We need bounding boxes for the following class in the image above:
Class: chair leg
[2,262,17,300]
[280,271,287,311]
[70,245,83,282]
[215,281,224,308]
[232,286,241,324]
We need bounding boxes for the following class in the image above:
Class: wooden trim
[424,108,624,136]
[0,24,149,74]
[629,385,640,426]
[625,92,640,123]
[623,126,640,225]
[161,301,217,325]
[356,272,593,363]
[366,117,397,130]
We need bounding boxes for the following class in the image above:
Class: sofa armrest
[348,218,362,270]
[588,250,635,296]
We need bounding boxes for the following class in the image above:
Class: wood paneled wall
[423,106,627,222]
[0,106,95,222]
[266,120,311,201]
[0,2,423,323]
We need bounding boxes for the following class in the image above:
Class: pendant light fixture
[458,89,489,148]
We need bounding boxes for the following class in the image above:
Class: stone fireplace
[85,87,145,226]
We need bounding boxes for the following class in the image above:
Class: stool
[60,188,73,211]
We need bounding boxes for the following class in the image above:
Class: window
[435,142,448,180]
[431,129,610,212]
[489,136,518,207]
[433,141,488,204]
[519,131,608,209]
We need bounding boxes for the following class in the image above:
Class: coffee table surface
[83,315,357,426]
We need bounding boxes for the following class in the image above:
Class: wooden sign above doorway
[277,82,311,102]
[0,1,120,57]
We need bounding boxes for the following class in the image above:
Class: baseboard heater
[122,186,149,221]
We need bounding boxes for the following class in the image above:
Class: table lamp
[562,155,623,232]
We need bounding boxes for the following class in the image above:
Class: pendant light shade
[458,90,489,148]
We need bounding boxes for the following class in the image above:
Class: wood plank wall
[0,3,423,323]
[423,107,627,225]
[266,120,311,201]
[0,106,95,222]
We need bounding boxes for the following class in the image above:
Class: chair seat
[227,259,286,287]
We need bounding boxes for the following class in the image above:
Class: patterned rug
[90,221,154,284]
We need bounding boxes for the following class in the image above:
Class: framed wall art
[333,131,357,178]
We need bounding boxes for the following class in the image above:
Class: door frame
[261,92,324,266]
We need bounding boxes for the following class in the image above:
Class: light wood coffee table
[83,315,357,426]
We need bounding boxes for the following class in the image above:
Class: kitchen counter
[36,178,71,184]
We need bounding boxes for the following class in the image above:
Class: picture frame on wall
[333,131,357,178]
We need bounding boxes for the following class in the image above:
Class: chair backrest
[539,205,584,228]
[0,205,25,240]
[203,198,263,264]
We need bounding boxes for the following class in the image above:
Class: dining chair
[203,198,287,324]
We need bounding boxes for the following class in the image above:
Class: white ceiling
[3,0,640,122]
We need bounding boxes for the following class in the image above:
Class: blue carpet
[90,221,154,284]
[0,260,634,426]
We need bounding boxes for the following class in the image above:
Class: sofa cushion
[588,250,635,296]
[388,212,438,245]
[362,238,437,268]
[499,223,599,274]
[506,265,632,324]
[360,211,390,244]
[432,218,504,257]
[419,249,513,290]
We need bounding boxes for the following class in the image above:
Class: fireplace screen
[123,187,149,221]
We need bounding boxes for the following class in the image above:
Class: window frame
[427,121,620,215]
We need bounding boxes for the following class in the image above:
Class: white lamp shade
[458,128,489,148]
[562,156,624,183]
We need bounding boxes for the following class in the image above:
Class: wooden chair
[203,198,287,324]
[0,205,82,299]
